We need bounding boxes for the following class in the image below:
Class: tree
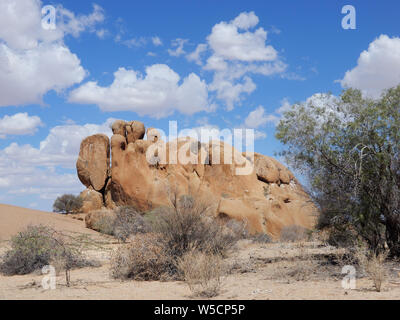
[276,86,400,256]
[53,194,83,214]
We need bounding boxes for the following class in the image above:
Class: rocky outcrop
[80,188,104,214]
[76,134,110,191]
[77,120,317,238]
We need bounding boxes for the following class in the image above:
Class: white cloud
[56,3,105,38]
[210,74,256,110]
[231,11,259,30]
[0,43,86,106]
[96,29,108,39]
[120,37,147,48]
[152,36,163,46]
[339,35,400,99]
[168,38,188,57]
[244,106,279,128]
[0,119,114,204]
[0,113,43,136]
[276,97,291,114]
[0,0,105,107]
[186,44,208,65]
[0,1,105,50]
[207,15,277,62]
[186,12,287,109]
[69,64,210,118]
[2,118,114,168]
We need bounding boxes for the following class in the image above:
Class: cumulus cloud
[231,11,259,30]
[69,64,210,118]
[0,0,105,107]
[0,119,114,204]
[339,35,400,99]
[207,13,277,62]
[244,106,279,128]
[186,11,287,109]
[0,43,86,107]
[0,113,43,137]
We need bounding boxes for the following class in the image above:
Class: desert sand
[0,204,97,241]
[1,204,400,300]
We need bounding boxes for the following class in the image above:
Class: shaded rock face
[77,120,317,238]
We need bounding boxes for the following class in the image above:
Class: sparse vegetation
[177,249,224,298]
[354,245,389,292]
[113,206,149,242]
[110,193,242,282]
[110,233,170,281]
[91,209,115,236]
[0,225,93,286]
[92,206,149,242]
[250,233,272,243]
[280,225,309,242]
[53,194,83,214]
[152,195,240,259]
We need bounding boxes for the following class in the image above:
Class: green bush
[53,194,83,214]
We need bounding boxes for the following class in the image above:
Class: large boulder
[76,120,318,238]
[76,134,110,191]
[80,188,104,213]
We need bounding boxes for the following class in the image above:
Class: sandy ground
[1,204,400,300]
[0,204,97,241]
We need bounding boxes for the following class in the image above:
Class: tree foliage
[276,86,400,256]
[53,194,83,214]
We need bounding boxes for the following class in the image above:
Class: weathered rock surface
[76,134,110,191]
[77,120,317,238]
[80,188,104,213]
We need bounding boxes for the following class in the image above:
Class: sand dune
[0,204,96,241]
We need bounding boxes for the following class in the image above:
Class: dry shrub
[250,233,272,244]
[110,194,243,281]
[91,209,115,236]
[91,206,149,242]
[0,225,93,286]
[152,195,240,259]
[113,206,149,242]
[177,249,224,298]
[110,233,170,280]
[280,225,309,242]
[274,243,318,281]
[326,225,357,248]
[354,245,389,292]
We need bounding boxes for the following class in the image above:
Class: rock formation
[77,120,317,238]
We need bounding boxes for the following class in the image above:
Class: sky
[0,0,400,211]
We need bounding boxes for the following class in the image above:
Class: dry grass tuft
[280,225,309,242]
[354,245,389,292]
[110,233,170,281]
[177,249,224,298]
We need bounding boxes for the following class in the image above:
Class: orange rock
[76,120,318,238]
[76,134,110,191]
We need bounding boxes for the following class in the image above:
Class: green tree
[276,86,400,256]
[53,194,83,214]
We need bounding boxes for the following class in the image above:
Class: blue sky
[0,0,400,211]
